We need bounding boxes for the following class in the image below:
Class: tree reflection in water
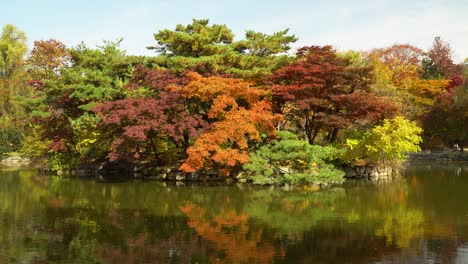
[0,163,467,263]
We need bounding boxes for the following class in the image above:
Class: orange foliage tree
[178,73,282,175]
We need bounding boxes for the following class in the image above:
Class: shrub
[243,131,344,185]
[340,116,422,164]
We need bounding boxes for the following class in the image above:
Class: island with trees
[0,19,466,185]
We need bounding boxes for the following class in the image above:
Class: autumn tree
[179,73,282,175]
[423,37,463,80]
[368,43,451,119]
[94,66,205,163]
[370,44,424,85]
[340,116,423,164]
[422,83,468,149]
[269,45,398,144]
[27,39,69,80]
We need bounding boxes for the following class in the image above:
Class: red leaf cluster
[270,46,397,143]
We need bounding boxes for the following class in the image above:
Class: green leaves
[0,24,27,78]
[149,19,296,79]
[243,131,345,185]
[150,19,234,57]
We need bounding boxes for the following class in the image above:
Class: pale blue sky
[2,0,467,61]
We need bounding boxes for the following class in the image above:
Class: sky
[1,0,467,62]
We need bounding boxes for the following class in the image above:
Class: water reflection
[0,162,467,263]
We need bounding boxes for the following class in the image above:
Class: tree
[0,24,27,78]
[179,73,281,175]
[148,19,296,79]
[243,131,344,185]
[232,29,297,56]
[22,40,144,169]
[422,84,468,149]
[149,19,234,57]
[0,24,30,155]
[27,39,69,80]
[368,43,450,119]
[270,45,398,144]
[94,67,205,163]
[371,44,424,82]
[340,116,423,164]
[424,37,463,80]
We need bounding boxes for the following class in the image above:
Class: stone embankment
[409,150,468,161]
[0,156,31,166]
[65,162,229,182]
[342,165,397,181]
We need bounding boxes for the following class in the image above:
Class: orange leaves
[405,78,450,108]
[28,39,69,79]
[183,72,267,108]
[370,44,424,85]
[180,73,282,174]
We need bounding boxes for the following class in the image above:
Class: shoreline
[409,150,468,161]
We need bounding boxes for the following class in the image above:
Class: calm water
[1,162,468,264]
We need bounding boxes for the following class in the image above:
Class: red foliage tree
[94,67,206,162]
[270,45,398,144]
[427,37,463,80]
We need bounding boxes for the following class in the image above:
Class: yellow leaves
[404,78,449,108]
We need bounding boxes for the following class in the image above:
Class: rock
[236,171,247,179]
[175,173,186,181]
[238,178,247,183]
[186,173,199,181]
[279,166,293,174]
[225,178,234,184]
[344,167,356,177]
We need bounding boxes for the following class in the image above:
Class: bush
[243,131,345,185]
[340,116,422,164]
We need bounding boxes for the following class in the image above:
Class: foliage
[243,131,344,185]
[422,84,468,147]
[149,19,234,57]
[424,36,463,80]
[1,20,463,174]
[94,69,204,162]
[370,44,424,85]
[270,45,398,144]
[340,116,422,164]
[23,40,144,169]
[18,125,50,160]
[368,42,454,120]
[179,73,281,175]
[148,19,297,79]
[0,126,23,157]
[27,39,69,80]
[232,29,297,56]
[0,24,27,78]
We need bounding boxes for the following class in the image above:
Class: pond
[1,162,468,263]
